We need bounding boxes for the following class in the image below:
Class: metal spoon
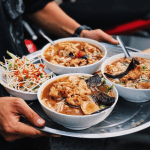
[104,36,140,79]
[116,36,140,64]
[116,36,131,58]
[39,30,55,45]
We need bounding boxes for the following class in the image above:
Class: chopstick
[117,45,141,52]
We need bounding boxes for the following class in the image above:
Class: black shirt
[0,0,53,149]
[0,0,53,61]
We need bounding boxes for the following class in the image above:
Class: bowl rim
[101,52,150,91]
[37,73,118,118]
[3,84,37,95]
[41,37,107,69]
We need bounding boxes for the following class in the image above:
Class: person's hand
[0,97,60,142]
[80,29,119,45]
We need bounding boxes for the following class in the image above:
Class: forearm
[27,1,80,37]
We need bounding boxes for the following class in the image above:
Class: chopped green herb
[103,79,106,85]
[40,73,43,78]
[123,63,127,66]
[142,71,148,73]
[33,86,39,91]
[9,63,12,70]
[80,76,85,79]
[142,66,146,69]
[116,82,125,84]
[3,66,7,70]
[99,105,106,109]
[15,64,17,68]
[26,64,29,66]
[106,85,114,92]
[49,74,53,78]
[23,76,27,79]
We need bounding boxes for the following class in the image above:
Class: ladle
[39,30,55,45]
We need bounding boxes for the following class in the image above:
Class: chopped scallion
[106,85,114,92]
[142,66,146,69]
[40,73,43,78]
[103,79,106,85]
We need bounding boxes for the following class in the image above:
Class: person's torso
[0,0,28,61]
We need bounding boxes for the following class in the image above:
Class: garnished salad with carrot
[0,51,53,93]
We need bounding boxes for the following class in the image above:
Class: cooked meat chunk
[75,80,91,96]
[54,101,65,113]
[80,95,100,115]
[49,86,60,99]
[120,65,142,83]
[136,82,150,89]
[66,95,81,106]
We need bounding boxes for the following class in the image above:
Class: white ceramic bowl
[41,37,107,75]
[4,86,37,100]
[37,73,118,130]
[0,66,54,101]
[101,52,150,103]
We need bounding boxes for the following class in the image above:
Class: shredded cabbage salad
[0,51,53,93]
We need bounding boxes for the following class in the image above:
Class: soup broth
[41,75,115,116]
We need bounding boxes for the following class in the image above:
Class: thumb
[17,99,45,127]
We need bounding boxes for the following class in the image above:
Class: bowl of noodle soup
[41,37,107,75]
[37,73,118,130]
[101,52,150,103]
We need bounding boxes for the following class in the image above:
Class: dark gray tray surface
[27,96,150,138]
[25,42,150,138]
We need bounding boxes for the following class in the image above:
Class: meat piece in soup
[41,75,115,116]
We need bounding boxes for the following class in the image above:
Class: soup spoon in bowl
[116,36,140,64]
[39,30,55,45]
[116,36,131,58]
[104,36,140,79]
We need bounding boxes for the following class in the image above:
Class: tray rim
[26,45,150,138]
[36,121,150,138]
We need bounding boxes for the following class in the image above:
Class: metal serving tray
[25,43,150,138]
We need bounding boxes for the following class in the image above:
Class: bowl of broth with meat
[37,73,118,130]
[41,37,107,75]
[101,52,150,102]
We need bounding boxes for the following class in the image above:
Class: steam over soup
[43,41,104,67]
[40,74,115,116]
[104,57,150,89]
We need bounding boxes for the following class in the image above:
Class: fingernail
[37,118,45,125]
[112,39,118,43]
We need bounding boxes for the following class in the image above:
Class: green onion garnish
[116,82,125,84]
[3,66,7,70]
[99,105,106,109]
[106,85,114,92]
[9,63,12,70]
[40,73,43,78]
[142,66,146,69]
[103,79,106,85]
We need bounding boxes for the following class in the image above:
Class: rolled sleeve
[23,0,53,14]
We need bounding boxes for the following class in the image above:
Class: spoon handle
[39,30,55,45]
[116,36,131,58]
